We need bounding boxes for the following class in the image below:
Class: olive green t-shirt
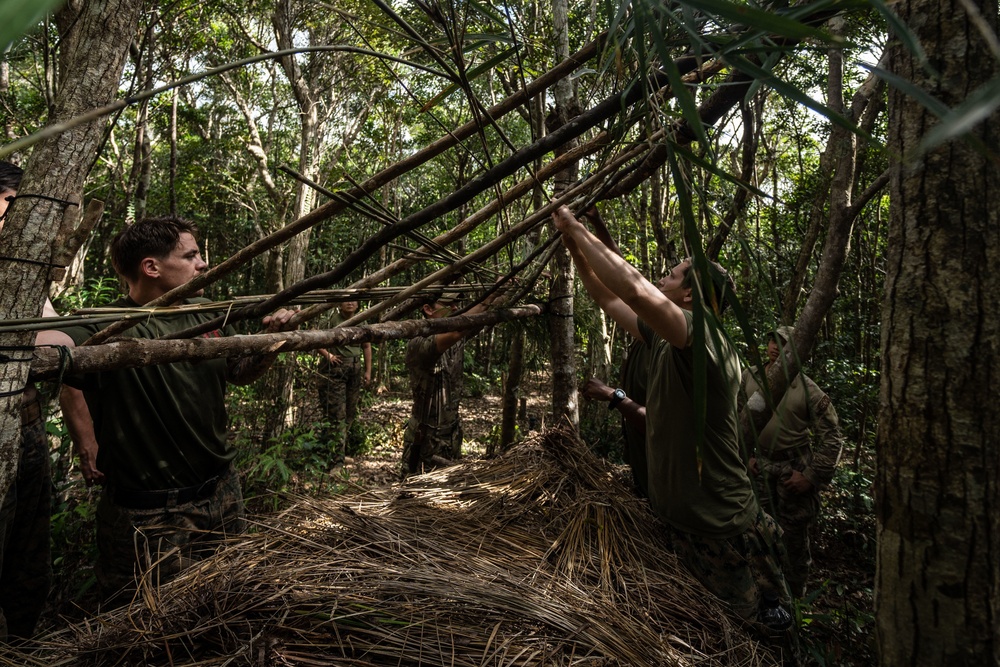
[320,310,363,359]
[63,297,237,492]
[620,337,650,497]
[638,311,757,539]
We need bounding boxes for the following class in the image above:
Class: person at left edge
[43,216,295,604]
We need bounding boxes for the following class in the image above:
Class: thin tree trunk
[498,324,524,453]
[547,0,580,428]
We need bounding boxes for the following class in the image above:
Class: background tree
[0,0,142,500]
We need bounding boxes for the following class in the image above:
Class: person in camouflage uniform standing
[316,301,371,462]
[740,326,844,597]
[47,217,295,603]
[400,292,497,479]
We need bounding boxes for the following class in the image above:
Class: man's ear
[421,303,433,317]
[681,288,693,304]
[139,256,159,279]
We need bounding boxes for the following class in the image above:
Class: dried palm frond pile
[13,428,779,666]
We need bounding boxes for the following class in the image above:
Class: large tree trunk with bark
[876,1,1000,663]
[0,0,142,498]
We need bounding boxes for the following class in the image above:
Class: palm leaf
[0,0,63,53]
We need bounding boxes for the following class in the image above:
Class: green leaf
[0,0,63,52]
[420,46,518,113]
[866,0,934,76]
[862,63,950,117]
[678,0,838,44]
[640,0,713,154]
[920,76,1000,153]
[727,52,866,140]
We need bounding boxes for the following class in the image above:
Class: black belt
[113,467,229,510]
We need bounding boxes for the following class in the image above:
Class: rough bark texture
[547,0,580,428]
[0,0,142,498]
[31,306,544,378]
[877,0,1000,663]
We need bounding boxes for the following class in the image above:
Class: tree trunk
[876,0,1000,663]
[547,0,579,428]
[497,324,525,453]
[0,0,142,499]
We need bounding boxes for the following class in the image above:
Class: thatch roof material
[10,428,780,666]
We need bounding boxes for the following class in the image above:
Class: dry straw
[9,428,781,666]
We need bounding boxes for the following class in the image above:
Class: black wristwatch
[608,388,627,409]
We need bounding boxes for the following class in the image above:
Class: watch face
[613,389,626,401]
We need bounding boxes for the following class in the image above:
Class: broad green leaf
[862,63,950,117]
[920,76,1000,152]
[0,0,63,52]
[678,0,839,44]
[420,46,518,113]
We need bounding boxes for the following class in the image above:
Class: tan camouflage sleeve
[802,390,844,489]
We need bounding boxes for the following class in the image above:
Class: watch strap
[608,388,626,410]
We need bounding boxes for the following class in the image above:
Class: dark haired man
[45,216,295,602]
[0,161,56,639]
[552,205,790,633]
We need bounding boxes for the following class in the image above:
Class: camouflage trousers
[399,418,462,479]
[317,357,364,461]
[670,509,789,624]
[757,450,821,597]
[0,404,52,640]
[96,465,245,605]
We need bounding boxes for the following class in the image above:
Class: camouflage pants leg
[759,456,821,597]
[0,409,52,640]
[96,466,246,606]
[318,360,361,461]
[670,510,790,623]
[399,419,459,479]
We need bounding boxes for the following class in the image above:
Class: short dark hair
[0,161,23,193]
[681,259,735,315]
[110,216,199,283]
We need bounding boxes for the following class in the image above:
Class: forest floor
[44,369,875,665]
[313,376,876,666]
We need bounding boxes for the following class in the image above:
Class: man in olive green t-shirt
[553,205,790,634]
[44,216,295,602]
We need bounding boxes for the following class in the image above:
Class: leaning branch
[31,305,544,379]
[83,38,602,346]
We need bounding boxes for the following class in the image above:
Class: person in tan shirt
[740,326,844,597]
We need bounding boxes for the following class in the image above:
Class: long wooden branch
[161,53,707,341]
[337,128,658,328]
[83,37,603,346]
[31,305,544,380]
